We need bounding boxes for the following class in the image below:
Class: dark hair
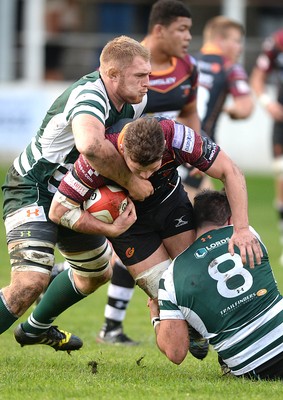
[124,117,165,166]
[193,190,231,228]
[148,0,192,33]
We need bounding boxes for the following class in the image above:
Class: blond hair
[100,35,150,75]
[203,16,244,43]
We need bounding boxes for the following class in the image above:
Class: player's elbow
[166,350,187,365]
[164,348,187,365]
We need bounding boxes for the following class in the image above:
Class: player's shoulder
[262,30,283,53]
[105,118,133,134]
[179,53,198,71]
[228,63,249,79]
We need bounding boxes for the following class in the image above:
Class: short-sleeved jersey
[143,55,198,119]
[60,117,220,213]
[254,29,283,104]
[158,225,283,376]
[2,71,147,218]
[195,44,251,140]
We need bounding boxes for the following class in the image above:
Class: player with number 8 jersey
[155,190,283,378]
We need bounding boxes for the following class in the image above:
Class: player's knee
[61,240,113,293]
[4,271,49,316]
[135,259,171,298]
[73,263,112,294]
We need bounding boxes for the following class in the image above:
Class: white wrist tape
[53,191,83,229]
[60,208,82,229]
[258,93,272,108]
[151,317,160,329]
[53,191,80,210]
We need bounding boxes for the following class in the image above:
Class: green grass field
[0,165,283,400]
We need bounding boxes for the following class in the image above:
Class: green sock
[22,269,86,335]
[0,292,18,334]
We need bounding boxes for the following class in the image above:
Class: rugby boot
[14,323,83,354]
[96,324,139,346]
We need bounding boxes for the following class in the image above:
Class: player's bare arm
[250,67,283,122]
[205,150,263,267]
[49,194,136,237]
[224,94,254,119]
[177,100,201,132]
[147,298,189,365]
[72,114,154,200]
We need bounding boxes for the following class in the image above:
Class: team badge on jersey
[194,248,208,259]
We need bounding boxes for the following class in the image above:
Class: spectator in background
[250,29,283,265]
[45,0,82,80]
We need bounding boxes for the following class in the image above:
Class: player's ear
[119,142,125,154]
[107,67,119,80]
[153,24,164,38]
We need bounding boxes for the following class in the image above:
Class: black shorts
[109,183,194,266]
[6,221,106,253]
[241,352,283,381]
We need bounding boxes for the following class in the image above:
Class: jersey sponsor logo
[125,247,135,258]
[181,126,195,153]
[203,139,218,162]
[194,248,208,258]
[65,172,89,196]
[149,77,176,86]
[26,208,40,217]
[199,72,214,87]
[198,60,221,73]
[194,237,230,258]
[20,230,32,237]
[205,237,229,251]
[201,235,212,242]
[180,84,192,97]
[257,288,267,297]
[220,293,256,316]
[174,215,189,227]
[5,205,47,234]
[172,122,185,149]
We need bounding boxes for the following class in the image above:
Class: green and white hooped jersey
[158,225,283,376]
[3,71,146,217]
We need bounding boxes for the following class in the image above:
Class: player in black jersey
[251,29,283,265]
[48,117,262,359]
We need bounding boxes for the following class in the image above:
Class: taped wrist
[53,191,83,229]
[151,317,160,329]
[58,170,93,204]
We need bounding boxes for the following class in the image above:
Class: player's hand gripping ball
[84,185,128,223]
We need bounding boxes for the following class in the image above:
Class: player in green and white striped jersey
[149,190,283,380]
[0,35,151,352]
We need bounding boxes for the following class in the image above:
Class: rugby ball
[84,185,128,224]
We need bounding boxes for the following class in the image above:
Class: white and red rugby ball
[84,185,128,224]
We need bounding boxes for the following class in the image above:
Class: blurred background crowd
[1,0,282,82]
[0,0,283,169]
